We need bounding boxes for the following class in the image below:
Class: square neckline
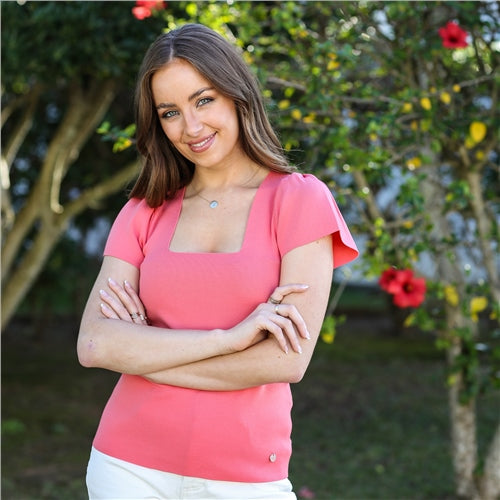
[167,170,276,255]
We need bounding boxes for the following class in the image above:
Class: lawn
[2,314,498,499]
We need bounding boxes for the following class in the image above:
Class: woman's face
[151,58,245,171]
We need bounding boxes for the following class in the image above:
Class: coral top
[93,172,358,482]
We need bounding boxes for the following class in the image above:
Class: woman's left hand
[99,278,149,325]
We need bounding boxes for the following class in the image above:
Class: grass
[2,315,498,500]
[290,335,453,499]
[1,329,118,500]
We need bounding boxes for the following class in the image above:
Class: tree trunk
[2,81,116,283]
[478,420,500,500]
[419,157,481,498]
[0,161,139,331]
[421,157,499,500]
[465,169,500,304]
[449,382,479,499]
[1,215,68,331]
[446,309,479,499]
[0,78,143,331]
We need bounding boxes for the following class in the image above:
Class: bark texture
[1,81,140,331]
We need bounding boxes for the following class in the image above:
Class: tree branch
[1,160,140,331]
[465,169,500,303]
[351,169,383,223]
[2,85,43,170]
[49,80,116,214]
[1,80,117,283]
[1,86,43,235]
[63,160,140,220]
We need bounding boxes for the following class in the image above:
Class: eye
[197,97,214,107]
[161,109,178,120]
[160,109,179,120]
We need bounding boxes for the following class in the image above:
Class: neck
[190,163,262,193]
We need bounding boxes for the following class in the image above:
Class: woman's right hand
[228,283,310,354]
[98,277,149,325]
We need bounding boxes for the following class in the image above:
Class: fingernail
[108,277,116,285]
[297,345,303,354]
[99,289,107,297]
[306,331,311,340]
[124,280,131,287]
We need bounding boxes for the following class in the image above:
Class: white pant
[86,448,297,500]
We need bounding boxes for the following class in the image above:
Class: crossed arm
[77,235,333,390]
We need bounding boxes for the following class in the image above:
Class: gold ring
[269,296,281,305]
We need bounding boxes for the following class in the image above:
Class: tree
[0,0,262,329]
[2,1,498,497]
[225,2,498,497]
[1,1,166,329]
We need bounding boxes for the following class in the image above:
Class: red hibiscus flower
[379,268,401,294]
[379,268,426,308]
[132,1,166,20]
[438,21,468,49]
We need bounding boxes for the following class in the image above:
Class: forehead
[151,59,211,102]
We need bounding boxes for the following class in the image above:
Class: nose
[183,110,203,137]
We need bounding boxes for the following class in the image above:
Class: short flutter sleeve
[103,198,156,268]
[274,173,358,268]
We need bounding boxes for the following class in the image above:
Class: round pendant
[209,200,218,209]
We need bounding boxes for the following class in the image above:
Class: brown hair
[130,23,294,207]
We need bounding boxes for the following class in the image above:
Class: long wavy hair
[130,23,294,207]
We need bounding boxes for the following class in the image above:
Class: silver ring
[139,314,148,321]
[274,305,280,315]
[269,296,281,305]
[130,312,139,320]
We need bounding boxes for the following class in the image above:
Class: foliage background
[1,1,499,499]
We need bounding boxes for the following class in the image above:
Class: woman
[78,23,358,499]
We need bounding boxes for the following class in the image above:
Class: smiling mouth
[189,133,216,149]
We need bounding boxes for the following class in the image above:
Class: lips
[188,133,216,152]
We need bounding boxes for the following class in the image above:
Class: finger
[124,280,147,319]
[272,313,302,354]
[107,278,148,324]
[268,283,309,304]
[250,308,288,353]
[107,278,137,310]
[273,303,310,340]
[100,302,121,320]
[99,288,132,321]
[264,322,289,354]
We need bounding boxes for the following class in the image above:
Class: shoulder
[269,171,336,226]
[105,197,171,260]
[273,171,325,188]
[120,197,154,215]
[270,172,333,206]
[273,172,330,195]
[116,197,164,222]
[269,172,359,266]
[111,197,167,238]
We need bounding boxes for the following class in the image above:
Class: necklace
[194,167,260,209]
[195,193,220,209]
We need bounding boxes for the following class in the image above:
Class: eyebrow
[155,87,215,110]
